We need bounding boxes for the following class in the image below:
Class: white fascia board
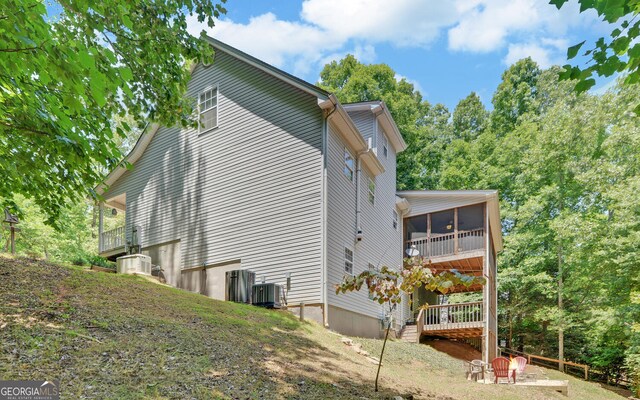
[372,103,407,153]
[95,123,161,196]
[206,37,330,100]
[360,148,385,176]
[397,190,498,197]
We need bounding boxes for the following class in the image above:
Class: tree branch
[0,121,50,136]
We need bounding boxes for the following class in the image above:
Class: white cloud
[187,0,607,92]
[188,0,462,77]
[504,37,569,67]
[186,13,335,75]
[504,43,555,68]
[447,0,595,53]
[300,0,460,46]
[395,73,426,96]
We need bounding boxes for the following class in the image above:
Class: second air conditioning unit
[252,283,282,309]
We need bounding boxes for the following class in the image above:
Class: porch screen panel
[406,215,427,256]
[457,204,484,252]
[430,210,454,256]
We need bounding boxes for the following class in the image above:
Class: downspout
[321,97,337,328]
[355,155,363,242]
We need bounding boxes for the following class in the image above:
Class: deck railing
[100,226,126,253]
[422,301,484,331]
[406,228,484,258]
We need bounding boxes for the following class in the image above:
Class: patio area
[467,361,569,396]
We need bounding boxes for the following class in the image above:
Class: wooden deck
[424,326,483,339]
[419,301,484,339]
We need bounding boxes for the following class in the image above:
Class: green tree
[1,0,226,226]
[551,0,640,105]
[317,55,453,190]
[336,257,485,392]
[452,92,488,141]
[490,58,541,137]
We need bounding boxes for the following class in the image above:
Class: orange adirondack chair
[491,357,515,384]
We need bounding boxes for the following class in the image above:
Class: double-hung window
[380,133,388,158]
[344,247,354,275]
[199,87,218,133]
[368,178,375,205]
[344,148,354,181]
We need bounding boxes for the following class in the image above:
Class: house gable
[103,45,326,306]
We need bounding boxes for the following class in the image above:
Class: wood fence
[499,347,589,380]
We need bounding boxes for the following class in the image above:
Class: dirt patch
[423,339,482,362]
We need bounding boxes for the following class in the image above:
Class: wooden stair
[399,325,419,343]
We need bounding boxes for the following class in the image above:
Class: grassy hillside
[0,257,625,399]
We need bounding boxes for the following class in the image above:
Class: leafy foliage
[317,56,453,190]
[551,0,640,111]
[336,257,486,306]
[336,256,485,392]
[0,0,226,226]
[324,52,639,394]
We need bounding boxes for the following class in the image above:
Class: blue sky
[187,0,616,111]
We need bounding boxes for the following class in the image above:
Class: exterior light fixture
[405,245,419,257]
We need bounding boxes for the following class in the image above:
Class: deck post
[426,214,431,258]
[483,202,490,363]
[454,208,458,255]
[98,202,104,253]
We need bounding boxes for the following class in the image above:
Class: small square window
[368,178,375,205]
[381,133,388,158]
[393,209,399,230]
[199,87,218,133]
[344,247,354,274]
[344,148,354,182]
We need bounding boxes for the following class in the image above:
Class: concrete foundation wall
[203,260,242,301]
[179,260,242,300]
[142,240,181,287]
[287,304,324,325]
[328,305,385,339]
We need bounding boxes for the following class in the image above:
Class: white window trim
[368,178,375,205]
[393,209,399,230]
[343,147,354,182]
[344,246,354,275]
[381,132,388,158]
[198,85,219,135]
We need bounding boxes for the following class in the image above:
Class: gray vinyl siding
[326,115,402,322]
[105,49,324,305]
[347,110,375,146]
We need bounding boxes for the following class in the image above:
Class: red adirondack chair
[514,356,528,375]
[491,357,515,383]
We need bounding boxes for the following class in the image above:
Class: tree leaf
[568,41,586,59]
[575,78,596,92]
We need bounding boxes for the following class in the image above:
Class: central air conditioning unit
[116,254,151,275]
[225,269,255,304]
[252,283,282,309]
